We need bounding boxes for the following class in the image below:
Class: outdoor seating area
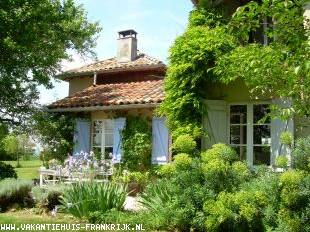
[39,152,114,187]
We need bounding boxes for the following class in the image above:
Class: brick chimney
[117,29,138,62]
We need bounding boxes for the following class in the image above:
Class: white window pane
[105,133,114,147]
[104,120,114,130]
[93,133,102,147]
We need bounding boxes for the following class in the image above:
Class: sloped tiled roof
[59,52,165,78]
[48,79,164,110]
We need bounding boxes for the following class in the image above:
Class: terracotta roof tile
[60,52,165,77]
[48,79,164,109]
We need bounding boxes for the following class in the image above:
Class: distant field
[3,160,42,180]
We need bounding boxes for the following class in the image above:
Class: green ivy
[121,117,152,171]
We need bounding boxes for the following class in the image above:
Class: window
[92,119,114,157]
[249,17,273,46]
[229,104,271,166]
[230,105,247,160]
[253,104,271,165]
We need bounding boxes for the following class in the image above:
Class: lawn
[3,160,42,180]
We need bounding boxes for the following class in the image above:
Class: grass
[0,210,155,232]
[3,160,42,180]
[0,210,89,232]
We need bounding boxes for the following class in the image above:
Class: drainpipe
[93,72,97,86]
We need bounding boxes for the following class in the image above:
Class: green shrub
[279,170,305,209]
[275,156,289,169]
[280,131,293,146]
[201,143,238,163]
[31,184,68,212]
[0,178,33,212]
[113,171,149,196]
[292,136,310,171]
[173,134,197,154]
[119,171,149,186]
[204,190,268,231]
[138,141,310,232]
[61,182,127,219]
[157,163,176,177]
[174,153,193,169]
[201,144,249,193]
[139,143,251,231]
[0,161,17,180]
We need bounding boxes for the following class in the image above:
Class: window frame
[91,119,114,156]
[228,102,271,166]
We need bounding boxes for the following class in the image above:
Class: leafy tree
[2,134,33,167]
[31,109,75,162]
[0,123,9,160]
[0,0,100,125]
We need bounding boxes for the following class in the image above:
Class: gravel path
[124,196,145,212]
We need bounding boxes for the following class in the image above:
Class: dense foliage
[0,179,33,212]
[139,142,310,232]
[32,110,75,162]
[61,182,127,219]
[172,134,197,155]
[218,1,309,117]
[0,161,17,180]
[121,117,152,171]
[159,22,236,137]
[160,0,310,136]
[0,0,100,125]
[292,136,310,171]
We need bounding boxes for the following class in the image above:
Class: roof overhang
[47,103,159,112]
[57,65,167,81]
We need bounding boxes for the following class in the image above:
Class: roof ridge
[60,51,165,78]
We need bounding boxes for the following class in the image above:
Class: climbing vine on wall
[159,9,236,138]
[121,116,152,171]
[160,0,310,139]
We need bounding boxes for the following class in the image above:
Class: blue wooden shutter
[112,118,126,163]
[271,98,294,165]
[73,118,91,155]
[152,117,169,164]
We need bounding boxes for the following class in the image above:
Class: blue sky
[38,0,193,104]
